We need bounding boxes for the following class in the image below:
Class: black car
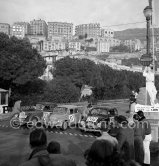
[79,106,118,133]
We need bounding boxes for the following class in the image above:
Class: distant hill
[114,28,159,42]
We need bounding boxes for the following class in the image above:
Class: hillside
[114,28,159,42]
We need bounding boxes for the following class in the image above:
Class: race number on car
[69,115,74,122]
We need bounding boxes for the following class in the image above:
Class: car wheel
[10,118,20,129]
[94,132,102,137]
[80,129,85,133]
[62,121,68,130]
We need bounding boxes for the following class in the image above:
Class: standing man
[128,95,137,125]
[12,100,22,114]
[97,121,118,147]
[137,111,152,166]
[114,115,135,162]
[143,66,157,106]
[133,114,144,165]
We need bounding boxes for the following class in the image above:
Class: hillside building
[30,19,48,37]
[75,23,100,38]
[48,22,73,40]
[100,28,114,38]
[96,38,110,53]
[0,23,10,35]
[69,40,81,51]
[11,22,30,39]
[43,40,66,51]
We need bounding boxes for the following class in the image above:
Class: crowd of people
[19,107,152,166]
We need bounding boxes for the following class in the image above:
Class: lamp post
[144,6,152,56]
[140,5,153,105]
[140,6,153,66]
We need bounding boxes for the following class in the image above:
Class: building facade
[96,38,110,53]
[69,40,81,51]
[100,28,114,38]
[123,39,141,52]
[109,38,121,47]
[75,23,100,38]
[0,23,10,35]
[30,19,48,37]
[43,40,66,51]
[11,22,30,39]
[48,22,73,40]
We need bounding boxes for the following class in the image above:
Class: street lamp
[140,6,153,66]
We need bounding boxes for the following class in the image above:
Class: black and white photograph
[0,0,159,165]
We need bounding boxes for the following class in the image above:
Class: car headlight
[97,122,101,128]
[14,114,19,118]
[80,121,85,126]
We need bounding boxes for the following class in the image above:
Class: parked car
[10,102,57,129]
[43,104,84,130]
[79,106,118,133]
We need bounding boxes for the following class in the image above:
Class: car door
[73,108,81,124]
[68,108,76,124]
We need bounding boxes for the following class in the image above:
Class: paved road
[0,100,158,166]
[0,125,95,166]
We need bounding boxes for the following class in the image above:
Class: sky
[0,0,149,31]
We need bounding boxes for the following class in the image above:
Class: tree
[79,35,84,40]
[0,33,46,89]
[110,44,130,52]
[43,78,80,103]
[122,58,141,66]
[53,57,103,89]
[84,33,88,39]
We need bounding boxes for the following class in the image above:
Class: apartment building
[11,22,30,39]
[30,19,48,37]
[0,23,10,35]
[43,40,66,51]
[69,40,81,51]
[75,23,100,38]
[109,38,121,47]
[100,28,114,38]
[124,39,141,52]
[48,22,73,40]
[96,38,110,53]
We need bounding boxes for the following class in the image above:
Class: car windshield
[90,108,108,115]
[52,107,67,115]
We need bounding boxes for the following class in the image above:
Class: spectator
[133,114,144,165]
[97,121,118,147]
[137,111,152,166]
[12,100,22,114]
[47,141,61,154]
[19,129,76,166]
[143,66,157,106]
[84,139,128,166]
[128,95,137,125]
[114,115,135,162]
[82,103,92,118]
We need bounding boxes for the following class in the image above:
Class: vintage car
[79,106,118,133]
[43,104,84,130]
[10,102,57,128]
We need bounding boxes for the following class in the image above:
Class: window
[74,108,79,113]
[70,109,74,114]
